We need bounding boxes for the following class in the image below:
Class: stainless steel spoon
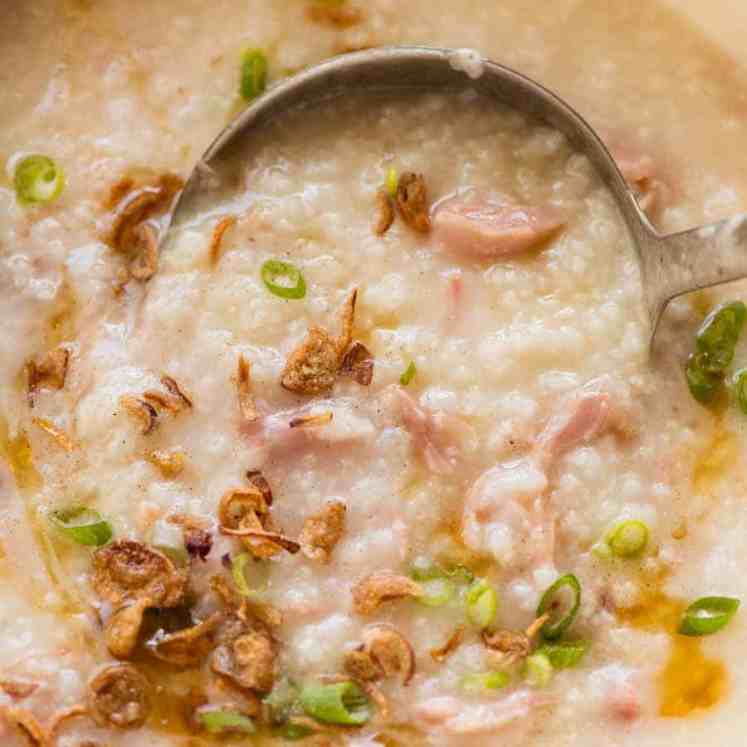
[166,46,747,343]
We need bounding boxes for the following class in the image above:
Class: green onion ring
[261,259,307,300]
[606,520,649,558]
[14,155,65,206]
[536,573,582,640]
[679,596,740,637]
[198,708,256,735]
[50,507,112,547]
[240,49,268,102]
[524,652,553,687]
[695,300,746,372]
[418,577,456,607]
[461,670,510,693]
[299,682,372,726]
[400,361,417,386]
[466,579,499,630]
[733,368,747,415]
[535,640,589,669]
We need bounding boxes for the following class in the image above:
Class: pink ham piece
[415,690,550,735]
[432,196,565,258]
[397,388,471,475]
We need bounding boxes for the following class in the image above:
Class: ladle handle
[643,214,747,330]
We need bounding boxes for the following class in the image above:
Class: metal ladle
[166,46,747,343]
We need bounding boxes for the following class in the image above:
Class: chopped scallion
[535,640,589,669]
[466,579,498,630]
[696,301,746,372]
[733,368,747,415]
[400,361,417,386]
[679,596,740,637]
[525,652,553,687]
[299,682,372,726]
[261,259,307,300]
[240,49,268,102]
[231,552,254,597]
[418,577,456,607]
[536,573,581,640]
[461,670,509,694]
[385,167,399,198]
[50,507,112,547]
[198,708,256,735]
[686,353,721,404]
[14,155,65,206]
[607,520,649,558]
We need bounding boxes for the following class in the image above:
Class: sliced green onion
[466,579,498,630]
[524,653,553,687]
[536,573,582,640]
[299,682,372,726]
[607,520,649,558]
[535,640,589,669]
[400,361,417,386]
[240,49,268,101]
[696,301,746,372]
[50,507,112,547]
[410,556,439,582]
[198,708,256,735]
[686,353,722,404]
[679,596,740,637]
[418,578,456,607]
[14,155,65,206]
[261,259,306,300]
[150,519,188,565]
[231,552,255,597]
[385,167,399,198]
[733,368,747,415]
[461,670,510,694]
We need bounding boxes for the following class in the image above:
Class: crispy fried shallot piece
[147,449,185,478]
[344,649,382,682]
[88,663,151,729]
[0,679,39,700]
[306,3,363,28]
[148,612,223,667]
[281,289,358,395]
[340,341,374,386]
[430,625,466,663]
[374,190,395,236]
[104,173,183,283]
[289,411,334,429]
[105,598,151,660]
[210,574,283,629]
[120,395,158,435]
[245,470,273,505]
[0,705,47,746]
[299,500,346,563]
[143,376,192,414]
[209,214,237,266]
[26,347,69,406]
[396,173,431,234]
[361,624,415,685]
[222,526,301,555]
[93,541,187,659]
[211,625,276,694]
[92,540,187,608]
[31,417,75,452]
[237,355,258,423]
[482,614,549,666]
[351,572,422,616]
[128,223,159,281]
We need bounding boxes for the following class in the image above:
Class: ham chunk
[432,196,564,258]
[415,690,547,735]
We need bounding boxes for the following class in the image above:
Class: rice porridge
[4,2,747,747]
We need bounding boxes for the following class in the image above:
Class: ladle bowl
[165,46,747,344]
